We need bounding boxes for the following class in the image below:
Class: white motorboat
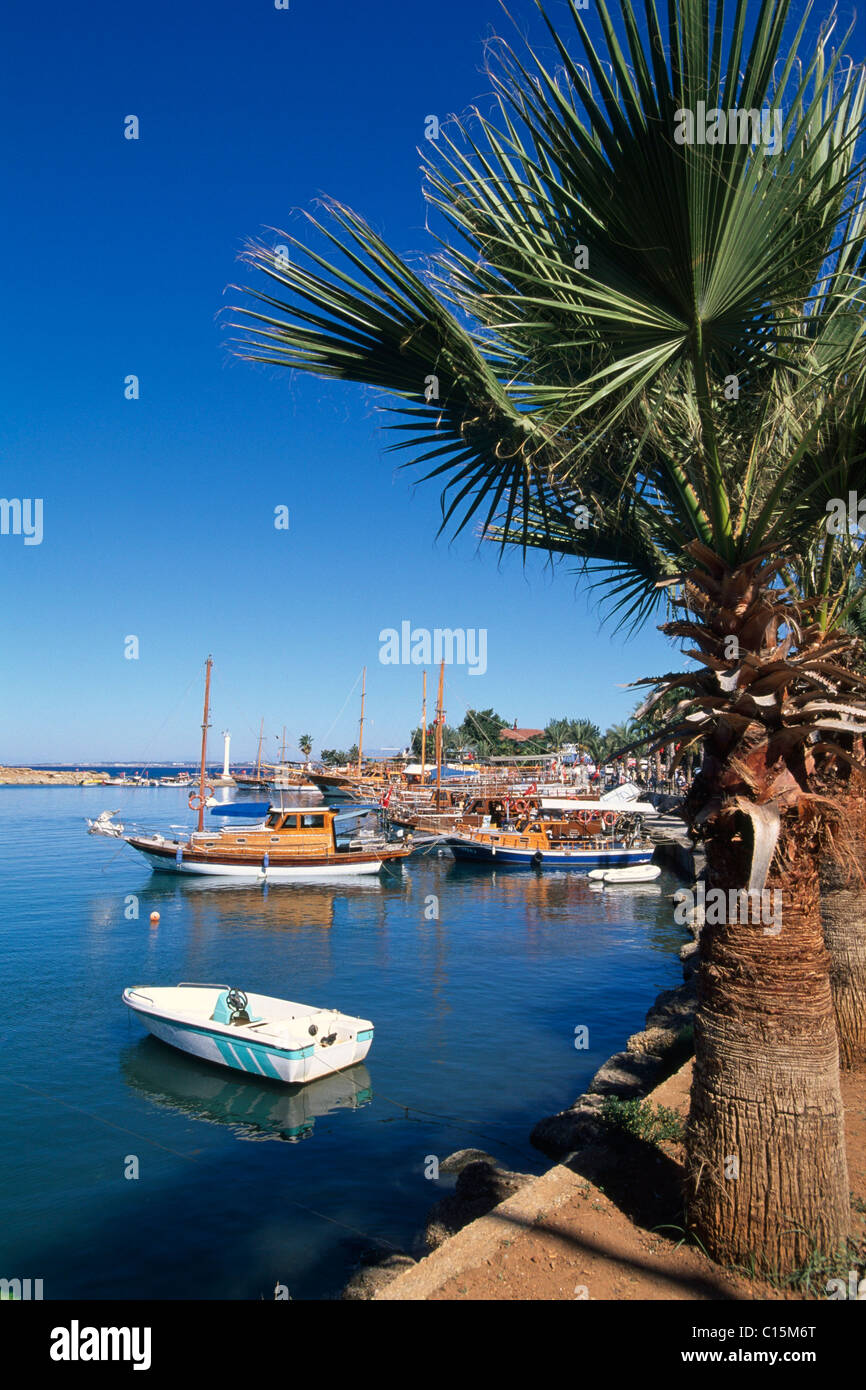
[86,810,125,837]
[122,983,374,1084]
[588,863,662,884]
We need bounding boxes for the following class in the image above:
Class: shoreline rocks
[0,767,96,786]
[530,977,697,1158]
[342,871,705,1298]
[340,1149,535,1299]
[424,1150,535,1251]
[529,886,702,1160]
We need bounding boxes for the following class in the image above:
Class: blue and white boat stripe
[212,1037,283,1079]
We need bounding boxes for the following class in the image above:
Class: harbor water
[0,784,687,1298]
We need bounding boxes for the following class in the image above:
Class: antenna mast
[197,656,213,832]
[357,666,366,776]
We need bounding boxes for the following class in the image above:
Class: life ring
[577,809,591,824]
[513,799,527,813]
[188,785,215,810]
[602,811,618,828]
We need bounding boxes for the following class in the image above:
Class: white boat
[588,863,662,884]
[539,783,658,818]
[122,983,373,1084]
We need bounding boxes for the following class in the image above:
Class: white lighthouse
[218,730,235,786]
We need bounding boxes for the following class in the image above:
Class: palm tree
[600,720,634,766]
[458,708,509,755]
[229,0,866,1271]
[544,717,571,753]
[298,734,313,765]
[795,539,866,1067]
[567,717,603,763]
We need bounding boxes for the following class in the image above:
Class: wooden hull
[126,836,408,880]
[449,838,653,870]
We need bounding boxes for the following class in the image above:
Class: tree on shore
[320,746,360,766]
[566,718,603,762]
[409,723,461,758]
[457,707,510,754]
[230,0,866,1272]
[320,749,348,766]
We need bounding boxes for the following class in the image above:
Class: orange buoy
[149,911,160,924]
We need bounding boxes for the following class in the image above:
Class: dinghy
[122,983,373,1085]
[588,863,661,884]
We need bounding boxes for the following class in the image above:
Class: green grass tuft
[600,1096,685,1145]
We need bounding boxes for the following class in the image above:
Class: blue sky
[2,0,862,763]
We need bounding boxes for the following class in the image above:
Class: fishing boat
[158,774,194,788]
[122,983,374,1084]
[447,806,654,870]
[124,803,411,878]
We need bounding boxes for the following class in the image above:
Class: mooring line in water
[0,1071,403,1255]
[0,1073,207,1163]
[280,1198,401,1251]
[88,1039,523,1161]
[286,1046,531,1161]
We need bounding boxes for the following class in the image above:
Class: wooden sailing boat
[234,718,271,790]
[122,659,412,879]
[125,803,412,879]
[447,804,655,869]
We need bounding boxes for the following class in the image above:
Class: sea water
[0,784,686,1298]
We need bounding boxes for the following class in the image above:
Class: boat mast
[280,726,286,764]
[256,718,264,779]
[435,659,445,805]
[197,656,213,832]
[357,666,366,777]
[420,670,427,785]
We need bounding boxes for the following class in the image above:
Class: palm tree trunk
[686,814,850,1272]
[820,785,866,1069]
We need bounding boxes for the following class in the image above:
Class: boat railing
[177,981,231,990]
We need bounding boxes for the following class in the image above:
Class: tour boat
[124,803,411,879]
[447,807,654,870]
[122,983,374,1084]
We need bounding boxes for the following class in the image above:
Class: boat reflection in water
[587,881,663,899]
[122,1040,372,1143]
